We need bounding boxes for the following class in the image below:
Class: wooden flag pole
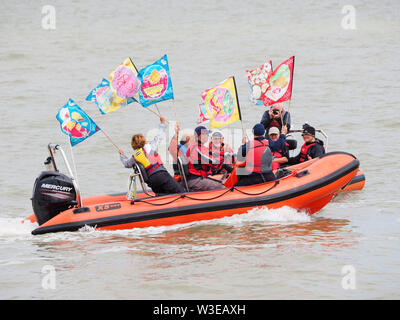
[286,56,295,127]
[172,99,178,123]
[66,137,83,207]
[285,99,291,127]
[154,104,161,116]
[145,106,170,123]
[83,107,123,151]
[240,120,246,138]
[100,128,121,151]
[232,76,246,138]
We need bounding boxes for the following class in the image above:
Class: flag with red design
[262,56,295,107]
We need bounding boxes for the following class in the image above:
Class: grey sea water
[0,0,399,299]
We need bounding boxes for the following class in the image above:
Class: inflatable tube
[29,152,359,235]
[336,169,365,194]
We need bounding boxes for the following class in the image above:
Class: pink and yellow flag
[200,76,241,129]
[109,57,140,101]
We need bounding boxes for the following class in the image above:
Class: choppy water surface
[0,0,399,299]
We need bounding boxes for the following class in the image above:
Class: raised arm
[149,116,167,152]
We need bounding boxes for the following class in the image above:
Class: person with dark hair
[235,124,275,186]
[289,124,325,165]
[260,102,291,134]
[119,116,185,195]
[186,126,225,191]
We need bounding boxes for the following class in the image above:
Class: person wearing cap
[267,126,289,170]
[186,126,225,191]
[119,115,185,195]
[209,130,235,175]
[235,123,275,186]
[168,122,194,178]
[288,124,325,165]
[260,102,291,134]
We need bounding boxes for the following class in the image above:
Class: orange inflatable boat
[27,146,360,235]
[339,169,365,193]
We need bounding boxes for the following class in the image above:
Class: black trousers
[235,172,276,187]
[148,170,185,195]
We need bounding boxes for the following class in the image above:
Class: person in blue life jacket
[288,124,325,165]
[235,123,276,186]
[119,115,185,195]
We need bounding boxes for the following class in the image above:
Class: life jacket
[186,142,210,178]
[271,151,282,170]
[208,142,225,173]
[270,141,289,170]
[245,139,269,173]
[133,147,163,175]
[269,119,281,130]
[299,142,318,163]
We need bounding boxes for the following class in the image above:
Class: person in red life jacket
[235,123,275,186]
[289,124,325,165]
[186,126,225,191]
[267,126,289,170]
[208,130,235,175]
[119,116,185,195]
[168,122,194,177]
[260,102,291,134]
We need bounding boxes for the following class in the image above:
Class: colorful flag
[246,60,273,105]
[262,56,295,107]
[137,55,174,107]
[197,102,210,124]
[200,76,241,129]
[56,99,100,146]
[109,57,140,101]
[86,58,139,114]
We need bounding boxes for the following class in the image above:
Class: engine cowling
[31,171,77,225]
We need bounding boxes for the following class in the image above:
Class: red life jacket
[299,142,318,163]
[269,119,281,130]
[186,142,211,178]
[245,139,269,173]
[271,151,282,171]
[271,141,289,170]
[142,148,163,173]
[209,142,225,165]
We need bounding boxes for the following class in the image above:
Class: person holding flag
[168,122,194,179]
[118,115,185,195]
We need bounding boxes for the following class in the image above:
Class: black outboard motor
[31,171,77,225]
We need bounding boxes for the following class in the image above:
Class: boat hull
[30,152,360,235]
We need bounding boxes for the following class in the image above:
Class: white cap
[211,130,223,138]
[268,127,280,136]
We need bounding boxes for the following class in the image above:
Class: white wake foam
[0,217,37,237]
[85,206,312,237]
[0,206,311,240]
